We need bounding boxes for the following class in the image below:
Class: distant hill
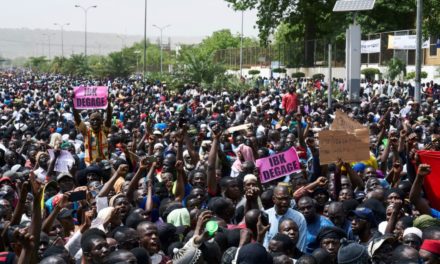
[0,28,204,59]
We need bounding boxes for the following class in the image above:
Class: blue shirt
[264,207,308,253]
[305,215,334,253]
[431,208,440,219]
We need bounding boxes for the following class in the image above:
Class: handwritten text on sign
[319,130,370,164]
[256,147,301,183]
[74,86,108,109]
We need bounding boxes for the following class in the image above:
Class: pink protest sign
[73,86,108,110]
[256,147,301,183]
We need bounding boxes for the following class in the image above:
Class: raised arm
[105,96,113,128]
[174,160,185,202]
[409,164,432,215]
[126,158,149,203]
[207,128,222,195]
[144,163,156,213]
[296,114,306,148]
[345,162,365,191]
[42,193,69,234]
[98,164,128,198]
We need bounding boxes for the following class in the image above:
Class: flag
[418,150,440,211]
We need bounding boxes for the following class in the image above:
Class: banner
[361,39,381,54]
[387,35,430,50]
[256,147,301,183]
[74,86,108,109]
[417,150,440,211]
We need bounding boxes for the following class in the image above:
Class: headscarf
[413,214,440,229]
[167,208,190,227]
[92,206,115,231]
[421,240,440,255]
[231,144,255,173]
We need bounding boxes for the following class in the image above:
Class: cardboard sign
[331,110,364,132]
[319,130,370,164]
[227,123,251,133]
[48,149,75,173]
[73,86,108,109]
[256,147,301,183]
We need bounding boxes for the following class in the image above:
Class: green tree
[225,0,440,66]
[63,54,89,76]
[386,58,406,80]
[176,47,226,89]
[25,56,49,72]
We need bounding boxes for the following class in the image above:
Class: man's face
[279,221,299,243]
[90,115,103,131]
[139,224,160,254]
[58,178,75,193]
[273,189,290,215]
[225,180,241,200]
[298,199,316,223]
[339,188,353,202]
[192,172,206,188]
[321,238,341,258]
[88,238,110,264]
[328,207,345,228]
[268,240,283,254]
[402,234,421,250]
[351,217,367,235]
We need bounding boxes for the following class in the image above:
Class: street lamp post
[75,4,97,57]
[54,22,70,58]
[42,33,55,59]
[144,0,148,80]
[240,10,244,77]
[153,24,170,74]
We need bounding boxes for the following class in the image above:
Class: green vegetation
[361,68,381,80]
[312,73,325,80]
[248,70,260,75]
[272,68,286,73]
[405,71,428,80]
[386,58,406,80]
[291,72,305,78]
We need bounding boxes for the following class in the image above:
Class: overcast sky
[2,0,259,38]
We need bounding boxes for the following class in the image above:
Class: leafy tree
[292,72,305,78]
[361,68,381,80]
[248,69,260,75]
[25,56,49,73]
[225,0,440,65]
[62,54,89,77]
[176,47,225,88]
[386,58,406,80]
[50,56,68,74]
[405,71,428,80]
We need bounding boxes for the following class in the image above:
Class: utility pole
[415,0,423,103]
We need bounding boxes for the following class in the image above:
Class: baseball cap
[349,207,377,227]
[56,172,73,182]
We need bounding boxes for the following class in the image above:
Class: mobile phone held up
[69,191,87,202]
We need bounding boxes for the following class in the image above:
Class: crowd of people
[0,70,439,264]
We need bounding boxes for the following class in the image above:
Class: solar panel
[333,0,376,12]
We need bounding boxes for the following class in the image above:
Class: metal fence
[214,29,436,68]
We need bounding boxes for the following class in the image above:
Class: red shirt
[282,93,298,114]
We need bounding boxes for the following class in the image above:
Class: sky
[1,0,260,38]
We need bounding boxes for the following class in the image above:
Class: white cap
[403,227,422,239]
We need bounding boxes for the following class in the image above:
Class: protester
[0,70,438,264]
